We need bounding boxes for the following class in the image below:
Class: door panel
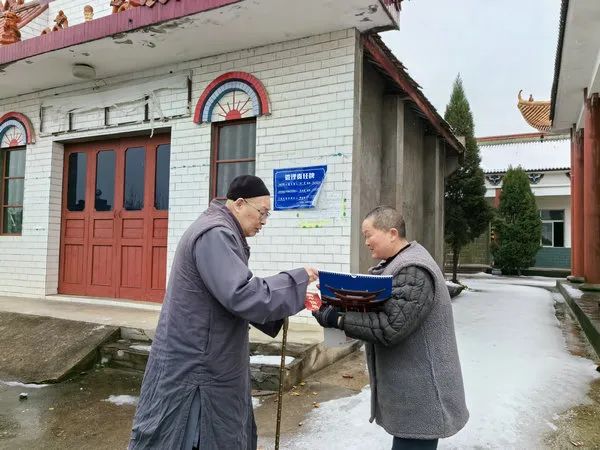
[90,245,113,287]
[120,245,144,288]
[59,135,170,302]
[62,243,85,285]
[60,152,88,295]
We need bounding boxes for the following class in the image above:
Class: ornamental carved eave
[517,90,552,133]
[0,0,48,45]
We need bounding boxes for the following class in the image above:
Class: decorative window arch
[0,112,35,148]
[193,72,270,124]
[0,112,33,234]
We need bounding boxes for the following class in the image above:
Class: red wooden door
[59,135,170,302]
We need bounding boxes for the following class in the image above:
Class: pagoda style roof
[517,90,552,132]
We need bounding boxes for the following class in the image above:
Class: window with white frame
[540,209,564,247]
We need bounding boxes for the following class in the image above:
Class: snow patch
[103,395,139,406]
[562,283,585,300]
[130,344,152,352]
[1,381,49,388]
[250,355,294,366]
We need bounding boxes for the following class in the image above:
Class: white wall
[0,30,356,305]
[485,170,571,198]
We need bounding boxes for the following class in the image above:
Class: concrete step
[99,336,361,392]
[0,311,119,383]
[100,339,152,372]
[249,340,360,391]
[557,280,600,358]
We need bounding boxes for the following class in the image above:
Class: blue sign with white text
[273,165,327,210]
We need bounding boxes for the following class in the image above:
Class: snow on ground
[250,355,294,366]
[561,283,585,300]
[462,272,559,288]
[0,381,49,388]
[130,344,152,352]
[103,395,139,406]
[282,277,599,449]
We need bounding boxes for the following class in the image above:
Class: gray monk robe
[129,201,309,450]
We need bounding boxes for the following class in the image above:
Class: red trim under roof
[0,0,241,66]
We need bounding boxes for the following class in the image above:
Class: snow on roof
[478,136,571,173]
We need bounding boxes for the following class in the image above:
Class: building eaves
[477,132,569,146]
[478,135,571,173]
[517,91,552,133]
[550,0,569,122]
[362,33,464,155]
[0,0,240,65]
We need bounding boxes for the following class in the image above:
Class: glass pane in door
[124,147,145,211]
[67,152,87,212]
[155,144,170,210]
[95,150,115,211]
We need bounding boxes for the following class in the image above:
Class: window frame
[0,146,26,236]
[210,117,257,201]
[540,209,565,248]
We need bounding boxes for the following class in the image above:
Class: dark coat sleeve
[194,227,309,324]
[340,266,435,346]
[250,320,284,338]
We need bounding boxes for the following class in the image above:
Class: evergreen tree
[491,167,542,275]
[444,75,492,283]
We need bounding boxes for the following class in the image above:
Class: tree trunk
[452,247,460,284]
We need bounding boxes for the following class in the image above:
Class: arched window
[0,112,35,234]
[194,72,269,200]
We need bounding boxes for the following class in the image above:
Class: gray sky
[380,0,562,138]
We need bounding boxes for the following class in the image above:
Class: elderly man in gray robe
[314,206,468,450]
[129,175,318,450]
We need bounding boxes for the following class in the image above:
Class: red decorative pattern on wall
[0,111,35,143]
[193,71,270,124]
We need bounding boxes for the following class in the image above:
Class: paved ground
[273,275,600,449]
[0,275,598,449]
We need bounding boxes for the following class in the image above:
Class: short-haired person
[314,206,468,450]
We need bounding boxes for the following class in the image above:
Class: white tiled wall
[0,29,357,316]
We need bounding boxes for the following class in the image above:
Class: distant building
[452,93,571,275]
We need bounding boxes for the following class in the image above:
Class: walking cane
[274,317,288,450]
[274,293,321,450]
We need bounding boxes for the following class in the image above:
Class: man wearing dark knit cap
[130,175,318,450]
